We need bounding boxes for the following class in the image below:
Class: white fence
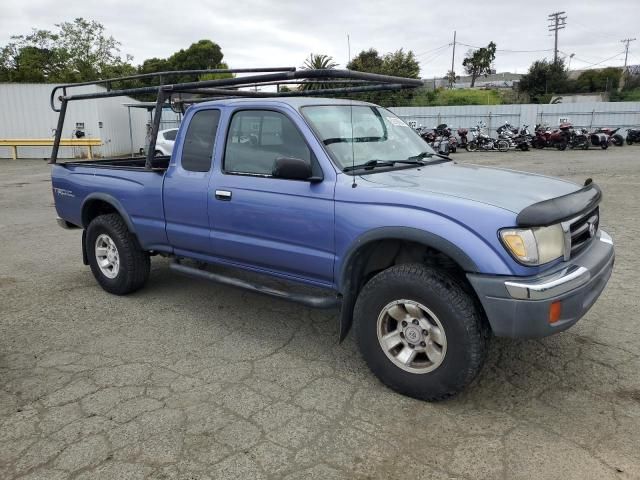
[390,102,640,133]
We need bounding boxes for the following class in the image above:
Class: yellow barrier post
[0,139,102,160]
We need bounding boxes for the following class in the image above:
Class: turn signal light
[549,301,562,324]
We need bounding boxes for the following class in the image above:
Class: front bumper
[467,230,614,338]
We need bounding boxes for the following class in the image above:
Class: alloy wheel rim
[376,300,447,374]
[95,234,120,279]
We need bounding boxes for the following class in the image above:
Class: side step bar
[169,260,339,309]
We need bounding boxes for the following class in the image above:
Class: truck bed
[59,155,170,171]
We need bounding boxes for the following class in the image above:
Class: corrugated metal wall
[390,102,640,133]
[0,84,150,159]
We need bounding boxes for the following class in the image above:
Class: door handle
[215,190,232,201]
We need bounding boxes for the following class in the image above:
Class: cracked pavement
[1,148,639,479]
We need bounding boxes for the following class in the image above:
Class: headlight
[499,224,565,265]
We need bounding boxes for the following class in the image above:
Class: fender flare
[81,193,137,235]
[336,227,480,342]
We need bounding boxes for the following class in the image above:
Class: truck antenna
[348,33,357,188]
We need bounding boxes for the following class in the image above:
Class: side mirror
[272,157,322,182]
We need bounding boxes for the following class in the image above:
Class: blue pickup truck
[52,96,614,400]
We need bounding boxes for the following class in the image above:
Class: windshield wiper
[407,151,451,161]
[342,159,427,173]
[343,159,395,172]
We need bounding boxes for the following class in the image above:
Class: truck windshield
[302,105,435,171]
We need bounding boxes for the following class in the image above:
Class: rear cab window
[181,109,221,172]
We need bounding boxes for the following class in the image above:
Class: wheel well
[355,239,473,291]
[82,199,119,228]
[338,239,486,341]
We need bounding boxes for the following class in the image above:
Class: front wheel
[353,264,490,401]
[86,213,150,295]
[601,142,609,150]
[613,134,624,146]
[627,137,633,145]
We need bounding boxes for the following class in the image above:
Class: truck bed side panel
[51,164,168,249]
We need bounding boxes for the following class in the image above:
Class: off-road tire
[353,263,490,401]
[86,213,150,295]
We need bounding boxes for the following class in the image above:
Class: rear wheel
[466,141,478,152]
[601,142,609,150]
[613,134,624,146]
[86,214,150,295]
[497,139,509,152]
[353,264,490,401]
[627,137,633,145]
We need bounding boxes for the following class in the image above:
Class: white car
[154,128,178,156]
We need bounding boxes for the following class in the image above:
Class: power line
[548,11,567,63]
[567,51,626,68]
[420,47,451,66]
[414,43,451,58]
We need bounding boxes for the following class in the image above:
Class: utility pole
[451,31,457,73]
[449,30,457,87]
[548,11,567,63]
[621,38,637,70]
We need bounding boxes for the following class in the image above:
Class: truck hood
[358,161,581,214]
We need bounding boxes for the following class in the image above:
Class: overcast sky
[1,0,638,78]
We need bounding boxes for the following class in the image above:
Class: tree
[137,40,227,86]
[462,42,496,87]
[300,53,338,90]
[348,48,384,74]
[347,48,420,106]
[0,18,133,83]
[445,70,459,88]
[518,58,569,103]
[574,67,622,93]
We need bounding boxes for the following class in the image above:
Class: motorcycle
[594,127,624,147]
[531,123,569,150]
[434,124,457,153]
[567,127,590,150]
[457,127,469,148]
[513,125,533,151]
[417,124,457,154]
[496,122,521,149]
[466,122,510,152]
[626,128,640,145]
[589,130,611,149]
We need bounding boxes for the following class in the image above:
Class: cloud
[1,0,638,77]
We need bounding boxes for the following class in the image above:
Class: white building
[0,83,179,159]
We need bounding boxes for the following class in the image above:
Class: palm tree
[300,53,338,90]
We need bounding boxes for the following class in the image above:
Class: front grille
[568,207,599,257]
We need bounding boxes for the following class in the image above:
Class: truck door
[208,108,335,286]
[163,108,221,255]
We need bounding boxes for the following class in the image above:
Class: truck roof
[195,96,377,110]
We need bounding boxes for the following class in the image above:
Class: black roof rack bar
[52,69,423,109]
[172,83,411,101]
[49,67,296,111]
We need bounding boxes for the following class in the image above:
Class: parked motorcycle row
[415,121,640,154]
